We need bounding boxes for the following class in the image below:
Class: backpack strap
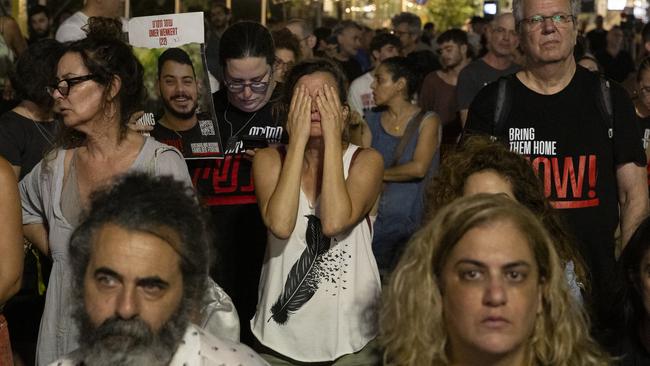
[492,75,514,140]
[391,110,425,166]
[596,76,614,139]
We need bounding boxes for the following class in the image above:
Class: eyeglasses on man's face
[46,74,98,97]
[274,57,294,71]
[224,69,272,94]
[520,13,575,31]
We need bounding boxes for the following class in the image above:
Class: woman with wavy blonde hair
[380,194,609,366]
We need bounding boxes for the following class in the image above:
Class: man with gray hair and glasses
[391,12,432,56]
[465,0,648,341]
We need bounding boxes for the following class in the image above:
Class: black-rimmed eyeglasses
[223,69,272,94]
[46,74,97,97]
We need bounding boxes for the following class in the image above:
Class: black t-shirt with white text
[466,66,646,324]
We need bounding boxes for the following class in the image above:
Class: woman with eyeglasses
[207,21,285,346]
[272,28,301,84]
[19,18,191,365]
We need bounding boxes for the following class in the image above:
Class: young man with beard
[465,0,648,342]
[457,13,520,126]
[48,173,267,366]
[28,5,52,44]
[419,28,471,150]
[150,47,218,158]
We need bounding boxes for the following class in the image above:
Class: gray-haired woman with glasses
[19,18,191,366]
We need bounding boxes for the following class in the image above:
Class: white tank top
[251,144,381,362]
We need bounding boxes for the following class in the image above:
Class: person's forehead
[58,52,88,77]
[161,60,195,78]
[342,26,361,36]
[380,43,397,51]
[493,15,515,29]
[523,0,571,15]
[30,12,48,20]
[394,22,410,31]
[87,224,182,280]
[440,40,459,48]
[225,57,269,79]
[449,219,537,267]
[275,48,296,62]
[297,71,336,86]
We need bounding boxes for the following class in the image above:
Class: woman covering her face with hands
[252,58,384,364]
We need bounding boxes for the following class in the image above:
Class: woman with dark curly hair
[427,136,588,301]
[19,18,191,365]
[272,28,301,83]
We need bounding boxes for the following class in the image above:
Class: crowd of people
[2,0,650,365]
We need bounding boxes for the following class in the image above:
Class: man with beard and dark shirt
[48,173,267,366]
[465,0,648,342]
[28,5,52,44]
[419,28,471,151]
[150,47,219,158]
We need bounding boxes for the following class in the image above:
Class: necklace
[386,109,419,133]
[29,115,56,146]
[223,101,258,151]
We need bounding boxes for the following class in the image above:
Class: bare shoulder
[254,146,282,164]
[351,147,384,170]
[421,111,441,126]
[253,146,283,175]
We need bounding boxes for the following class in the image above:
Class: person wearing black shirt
[209,22,283,347]
[465,0,648,341]
[0,38,63,366]
[595,26,635,83]
[586,15,607,54]
[150,47,219,159]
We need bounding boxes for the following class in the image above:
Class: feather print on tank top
[270,214,331,324]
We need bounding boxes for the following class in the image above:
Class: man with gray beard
[49,173,267,366]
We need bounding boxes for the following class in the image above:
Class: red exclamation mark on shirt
[588,154,597,198]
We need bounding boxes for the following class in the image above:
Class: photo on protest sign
[128,12,222,158]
